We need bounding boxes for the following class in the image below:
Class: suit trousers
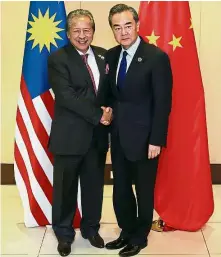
[111,134,159,247]
[52,141,106,243]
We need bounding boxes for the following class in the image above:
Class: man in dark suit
[48,9,112,256]
[105,4,173,257]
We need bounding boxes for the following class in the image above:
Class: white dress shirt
[76,47,100,91]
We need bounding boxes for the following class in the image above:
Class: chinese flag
[139,1,214,231]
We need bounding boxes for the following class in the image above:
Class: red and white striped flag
[14,1,81,227]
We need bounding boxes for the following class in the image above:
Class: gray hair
[108,4,139,27]
[66,9,95,32]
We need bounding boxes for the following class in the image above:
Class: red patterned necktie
[81,54,97,94]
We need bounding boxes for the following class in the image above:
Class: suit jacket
[48,43,109,155]
[106,37,173,161]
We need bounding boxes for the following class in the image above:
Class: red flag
[139,1,214,231]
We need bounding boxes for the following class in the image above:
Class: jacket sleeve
[48,55,103,126]
[149,51,173,146]
[99,73,115,108]
[103,52,115,108]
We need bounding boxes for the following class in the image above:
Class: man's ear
[137,21,140,32]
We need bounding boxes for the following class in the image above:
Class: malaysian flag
[14,1,81,227]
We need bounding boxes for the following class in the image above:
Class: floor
[1,185,221,256]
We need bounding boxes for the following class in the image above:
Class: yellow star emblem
[189,18,193,29]
[168,34,182,51]
[146,30,160,46]
[27,8,64,52]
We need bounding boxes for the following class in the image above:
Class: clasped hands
[100,106,113,126]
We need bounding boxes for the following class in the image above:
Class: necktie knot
[123,51,128,58]
[82,54,89,63]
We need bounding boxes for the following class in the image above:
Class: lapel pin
[98,54,104,60]
[138,57,142,62]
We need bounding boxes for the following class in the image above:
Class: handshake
[100,106,113,126]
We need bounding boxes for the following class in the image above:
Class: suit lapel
[66,43,94,90]
[110,46,122,97]
[109,41,146,96]
[124,39,146,86]
[91,46,105,96]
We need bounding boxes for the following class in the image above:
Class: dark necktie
[82,54,97,94]
[117,51,128,90]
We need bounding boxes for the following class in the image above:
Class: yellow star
[168,34,182,51]
[146,30,160,46]
[189,18,193,29]
[27,8,64,52]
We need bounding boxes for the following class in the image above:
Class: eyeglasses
[71,29,93,37]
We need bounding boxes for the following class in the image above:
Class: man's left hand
[148,145,161,159]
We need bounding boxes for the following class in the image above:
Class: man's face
[111,11,139,49]
[67,16,94,53]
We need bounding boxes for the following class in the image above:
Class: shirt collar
[76,46,93,56]
[121,36,141,57]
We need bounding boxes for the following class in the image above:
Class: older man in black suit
[48,9,112,256]
[105,4,173,257]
